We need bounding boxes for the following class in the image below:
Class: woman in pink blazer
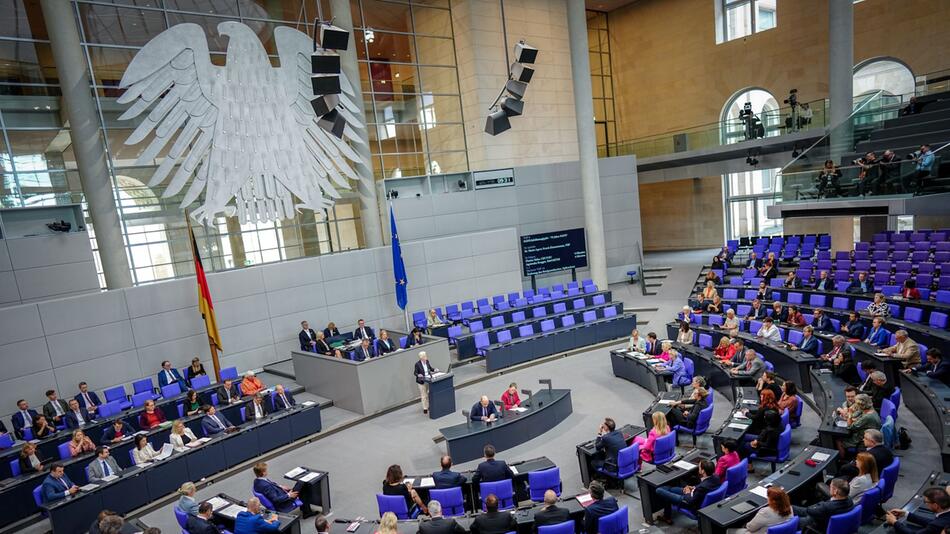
[633,411,670,462]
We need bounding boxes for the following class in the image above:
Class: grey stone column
[330,0,383,248]
[828,0,854,159]
[566,0,608,288]
[40,0,132,289]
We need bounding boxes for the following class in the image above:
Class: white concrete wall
[0,233,99,306]
[0,228,521,422]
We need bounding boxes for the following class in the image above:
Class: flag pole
[185,212,222,382]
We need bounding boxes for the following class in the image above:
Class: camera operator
[855,152,879,197]
[784,89,799,132]
[739,102,763,140]
[877,149,899,194]
[900,96,922,116]
[816,160,843,198]
[901,144,935,195]
[798,102,813,130]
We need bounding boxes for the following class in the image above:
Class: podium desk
[710,387,758,455]
[427,373,456,419]
[810,369,850,452]
[899,372,950,471]
[641,391,681,430]
[283,467,331,517]
[610,349,670,395]
[575,423,646,486]
[674,343,739,402]
[440,389,572,463]
[211,493,301,534]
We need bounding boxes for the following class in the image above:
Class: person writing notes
[471,396,499,422]
[500,383,521,409]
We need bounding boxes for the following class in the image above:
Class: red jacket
[500,390,521,410]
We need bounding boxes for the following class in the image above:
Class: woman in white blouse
[721,308,740,337]
[169,419,198,449]
[132,434,160,465]
[626,329,646,352]
[847,452,878,498]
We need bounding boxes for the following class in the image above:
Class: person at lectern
[471,396,499,422]
[299,321,318,352]
[414,352,439,415]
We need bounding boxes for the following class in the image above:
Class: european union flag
[390,205,408,310]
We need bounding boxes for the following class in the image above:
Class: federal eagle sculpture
[117,22,365,224]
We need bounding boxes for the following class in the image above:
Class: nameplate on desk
[510,465,520,475]
[299,471,321,483]
[749,486,769,498]
[673,460,697,471]
[80,483,99,492]
[285,467,307,479]
[810,452,831,462]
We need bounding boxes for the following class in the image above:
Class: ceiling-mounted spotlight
[514,41,538,64]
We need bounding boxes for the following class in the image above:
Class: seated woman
[169,419,198,449]
[785,305,806,327]
[185,357,207,385]
[68,429,95,457]
[500,383,521,410]
[866,293,891,318]
[32,415,56,440]
[666,387,709,428]
[183,389,202,416]
[241,371,265,397]
[900,279,921,300]
[777,381,800,427]
[721,309,740,337]
[744,389,779,436]
[138,399,167,430]
[714,337,734,362]
[841,311,866,339]
[728,487,793,534]
[658,340,673,362]
[132,434,160,465]
[706,270,722,286]
[376,330,397,354]
[711,255,725,271]
[18,443,44,474]
[741,410,782,464]
[705,295,723,314]
[382,464,428,516]
[714,439,741,480]
[655,350,690,388]
[406,329,426,347]
[759,255,777,281]
[634,411,671,463]
[835,394,880,459]
[816,451,878,500]
[676,321,695,345]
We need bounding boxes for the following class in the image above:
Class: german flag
[187,217,222,351]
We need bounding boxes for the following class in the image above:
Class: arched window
[853,58,914,98]
[721,88,780,144]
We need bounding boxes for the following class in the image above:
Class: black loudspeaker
[510,63,534,83]
[311,74,341,95]
[501,97,524,117]
[318,109,346,138]
[310,93,341,117]
[320,24,349,51]
[514,42,538,64]
[484,109,511,136]
[505,79,528,100]
[311,51,341,74]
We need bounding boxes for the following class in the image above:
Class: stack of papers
[206,497,230,511]
[80,483,99,491]
[728,422,750,430]
[749,486,769,498]
[657,400,677,405]
[219,504,245,519]
[646,359,662,364]
[741,399,758,405]
[834,420,848,428]
[509,407,528,413]
[302,401,316,407]
[673,460,697,471]
[285,467,306,479]
[155,443,174,460]
[576,493,594,507]
[101,475,119,483]
[811,452,831,462]
[418,477,435,488]
[300,471,320,483]
[432,372,446,378]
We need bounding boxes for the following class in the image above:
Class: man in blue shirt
[234,497,280,533]
[901,144,935,195]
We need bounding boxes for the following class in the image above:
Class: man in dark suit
[654,460,720,523]
[65,399,95,428]
[42,389,69,426]
[583,481,619,534]
[745,299,767,321]
[432,455,466,489]
[418,500,466,534]
[12,399,39,440]
[907,348,950,385]
[593,417,626,470]
[847,272,872,294]
[645,333,662,356]
[101,419,134,443]
[472,445,513,484]
[746,252,763,270]
[886,487,950,534]
[252,462,299,513]
[216,378,241,405]
[246,394,271,422]
[201,405,236,435]
[185,502,223,534]
[272,385,295,411]
[157,360,188,390]
[839,429,893,480]
[41,464,79,503]
[299,321,318,352]
[813,271,832,291]
[811,309,833,332]
[866,372,895,412]
[793,478,853,533]
[352,338,376,361]
[470,494,517,534]
[353,319,375,340]
[783,271,803,289]
[470,396,500,422]
[75,382,102,414]
[796,326,820,356]
[533,490,570,530]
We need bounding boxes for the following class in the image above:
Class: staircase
[641,266,672,296]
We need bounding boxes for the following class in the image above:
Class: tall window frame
[716,0,777,44]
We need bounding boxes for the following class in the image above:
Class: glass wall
[0,0,461,286]
[723,167,784,239]
[587,10,617,158]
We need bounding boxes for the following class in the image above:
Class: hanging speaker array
[311,22,349,139]
[485,40,538,136]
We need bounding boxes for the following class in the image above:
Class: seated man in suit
[352,338,377,361]
[418,500,465,534]
[235,497,281,533]
[216,378,242,405]
[353,319,375,340]
[75,381,102,414]
[746,252,763,270]
[470,396,500,422]
[186,502,223,534]
[839,429,893,481]
[793,478,853,533]
[432,455,466,489]
[158,360,188,390]
[470,494,517,534]
[87,446,122,482]
[201,405,236,435]
[533,490,570,530]
[592,417,626,470]
[886,486,950,534]
[101,419,134,443]
[811,309,833,332]
[813,270,832,291]
[12,399,39,440]
[583,481,619,534]
[376,330,397,355]
[272,384,295,411]
[731,349,766,382]
[299,321,318,352]
[65,399,96,428]
[783,271,803,289]
[252,462,299,513]
[246,393,271,422]
[653,460,720,523]
[906,348,950,384]
[745,299,768,321]
[791,326,820,356]
[41,463,79,503]
[472,445,514,484]
[42,389,70,427]
[848,272,873,294]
